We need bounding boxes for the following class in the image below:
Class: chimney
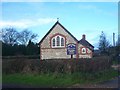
[82,34,86,40]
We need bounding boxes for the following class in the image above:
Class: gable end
[39,21,78,44]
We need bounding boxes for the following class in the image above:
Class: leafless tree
[18,29,38,45]
[2,27,19,45]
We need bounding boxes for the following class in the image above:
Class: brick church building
[39,21,94,60]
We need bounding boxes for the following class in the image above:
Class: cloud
[0,18,56,29]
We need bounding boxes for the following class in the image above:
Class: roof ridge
[79,38,94,48]
[39,21,78,44]
[39,21,58,44]
[57,21,78,42]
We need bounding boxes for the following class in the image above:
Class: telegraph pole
[113,33,115,47]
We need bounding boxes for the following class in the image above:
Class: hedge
[2,56,112,74]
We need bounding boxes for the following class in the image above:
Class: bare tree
[18,29,38,45]
[2,28,19,45]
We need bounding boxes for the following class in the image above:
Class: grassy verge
[3,73,75,87]
[0,75,2,83]
[2,69,118,87]
[111,59,118,65]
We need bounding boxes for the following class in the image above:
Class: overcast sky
[0,2,118,49]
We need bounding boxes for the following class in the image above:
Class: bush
[2,56,112,74]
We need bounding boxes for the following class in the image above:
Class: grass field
[2,68,118,87]
[0,74,2,83]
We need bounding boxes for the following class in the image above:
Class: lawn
[0,74,2,83]
[2,68,118,87]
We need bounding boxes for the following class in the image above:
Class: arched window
[52,38,55,46]
[57,36,60,46]
[61,38,64,46]
[51,34,65,48]
[81,48,86,54]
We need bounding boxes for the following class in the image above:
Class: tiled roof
[78,38,94,50]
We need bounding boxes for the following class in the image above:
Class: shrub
[2,56,112,74]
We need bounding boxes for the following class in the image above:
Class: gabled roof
[78,38,94,50]
[39,21,78,44]
[39,21,94,51]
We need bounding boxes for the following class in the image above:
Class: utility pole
[113,33,115,47]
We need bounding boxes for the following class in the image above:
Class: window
[51,35,65,48]
[57,36,60,46]
[52,38,55,46]
[81,48,86,54]
[61,38,64,46]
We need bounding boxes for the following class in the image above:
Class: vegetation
[3,68,118,87]
[2,27,38,45]
[1,27,39,56]
[1,27,119,87]
[0,74,2,82]
[97,31,120,65]
[98,31,111,55]
[3,56,118,87]
[2,56,112,74]
[2,41,39,56]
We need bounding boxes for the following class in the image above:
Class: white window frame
[81,48,86,54]
[51,35,65,48]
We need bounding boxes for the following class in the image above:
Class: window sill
[51,47,66,49]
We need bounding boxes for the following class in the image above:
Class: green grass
[112,60,118,65]
[3,73,75,87]
[0,74,2,83]
[2,69,118,87]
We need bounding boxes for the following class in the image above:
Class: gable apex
[39,21,78,44]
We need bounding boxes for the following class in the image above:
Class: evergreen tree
[98,31,110,55]
[26,40,39,55]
